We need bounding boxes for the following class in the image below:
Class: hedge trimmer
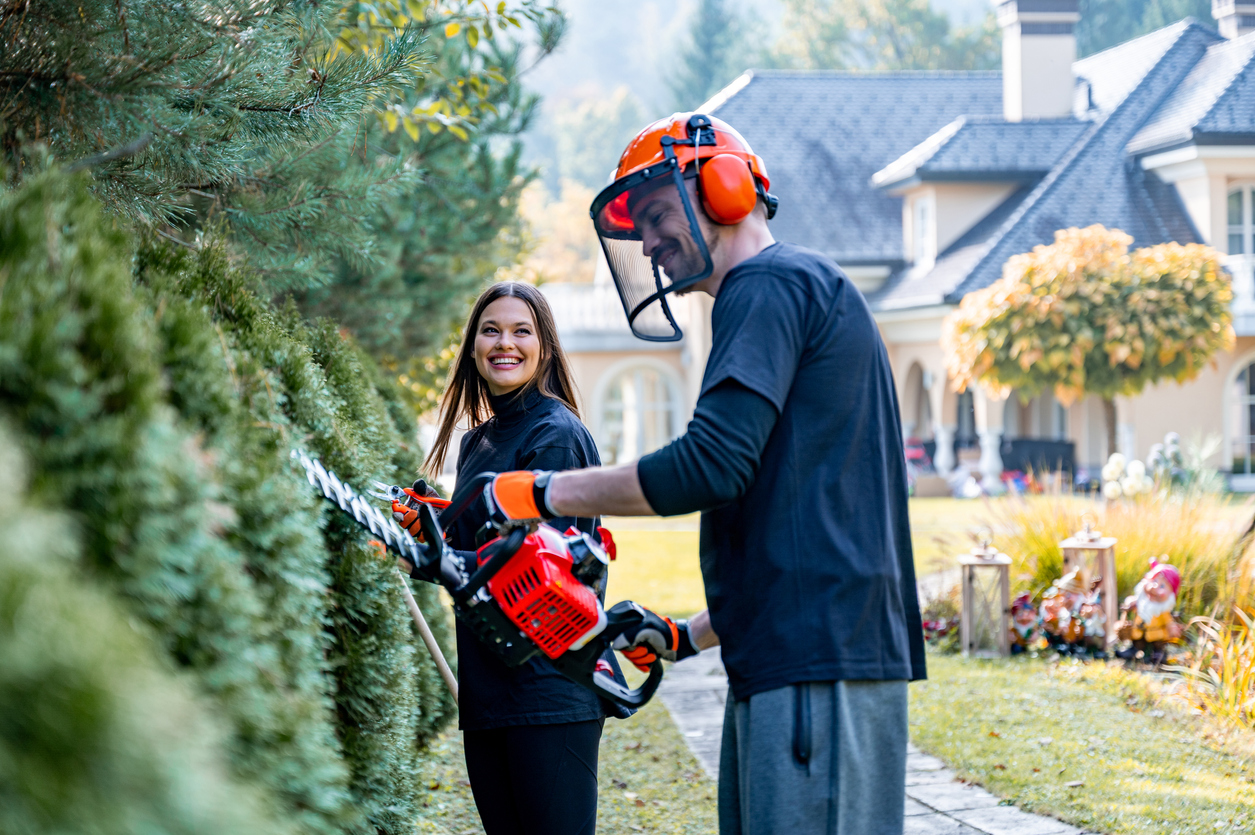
[291,451,664,709]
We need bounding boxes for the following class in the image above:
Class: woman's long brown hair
[423,282,582,478]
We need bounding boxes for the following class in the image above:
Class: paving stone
[907,752,948,772]
[658,645,1083,835]
[907,768,958,786]
[951,806,1082,835]
[906,782,1001,812]
[904,813,984,834]
[905,797,934,817]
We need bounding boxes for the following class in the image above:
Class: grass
[911,654,1255,835]
[602,515,705,618]
[414,697,717,835]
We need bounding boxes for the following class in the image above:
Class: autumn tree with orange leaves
[943,225,1234,458]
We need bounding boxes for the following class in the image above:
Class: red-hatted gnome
[1009,592,1039,655]
[1116,558,1184,665]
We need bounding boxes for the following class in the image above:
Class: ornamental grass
[1174,608,1255,730]
[991,492,1250,621]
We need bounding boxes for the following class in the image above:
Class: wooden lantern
[1059,519,1118,646]
[959,536,1012,658]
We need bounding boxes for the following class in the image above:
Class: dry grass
[991,493,1253,619]
[1174,608,1255,730]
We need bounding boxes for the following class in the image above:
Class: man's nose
[640,229,659,259]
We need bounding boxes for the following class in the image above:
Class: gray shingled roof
[872,117,1091,189]
[1128,31,1255,153]
[870,20,1220,312]
[706,71,1002,264]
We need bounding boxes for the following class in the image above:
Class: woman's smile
[474,296,541,396]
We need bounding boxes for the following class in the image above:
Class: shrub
[0,425,294,835]
[0,169,453,834]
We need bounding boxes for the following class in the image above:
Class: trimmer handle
[550,599,665,710]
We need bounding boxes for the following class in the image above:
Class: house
[541,1,1255,490]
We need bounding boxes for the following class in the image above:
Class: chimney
[1214,1,1255,39]
[997,0,1081,121]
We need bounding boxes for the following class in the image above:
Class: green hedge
[0,171,455,834]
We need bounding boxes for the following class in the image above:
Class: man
[481,114,925,834]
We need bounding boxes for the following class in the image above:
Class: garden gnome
[1078,578,1108,658]
[1041,567,1088,655]
[1009,592,1038,655]
[1116,558,1184,666]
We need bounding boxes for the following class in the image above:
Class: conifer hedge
[0,425,296,835]
[0,170,455,834]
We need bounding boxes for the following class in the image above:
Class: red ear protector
[698,154,759,225]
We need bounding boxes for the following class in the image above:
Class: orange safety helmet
[590,113,778,342]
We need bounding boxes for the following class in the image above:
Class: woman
[419,282,624,835]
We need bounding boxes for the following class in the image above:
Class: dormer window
[1229,186,1253,255]
[914,193,936,267]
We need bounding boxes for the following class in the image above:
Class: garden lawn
[911,654,1255,835]
[414,697,717,835]
[603,515,704,618]
[603,499,1008,611]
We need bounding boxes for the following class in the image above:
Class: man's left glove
[608,601,699,672]
[483,470,558,524]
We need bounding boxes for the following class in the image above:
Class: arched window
[599,365,681,465]
[1230,361,1255,477]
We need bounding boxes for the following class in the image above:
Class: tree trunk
[1102,396,1118,461]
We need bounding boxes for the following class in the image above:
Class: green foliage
[1,0,423,287]
[293,34,538,364]
[1077,0,1215,58]
[669,0,752,110]
[772,0,1000,71]
[0,169,454,834]
[0,427,296,835]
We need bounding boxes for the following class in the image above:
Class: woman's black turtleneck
[447,385,614,731]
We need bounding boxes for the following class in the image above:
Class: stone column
[973,385,1007,494]
[927,370,956,475]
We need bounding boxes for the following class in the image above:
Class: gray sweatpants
[718,680,909,835]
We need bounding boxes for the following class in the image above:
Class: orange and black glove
[483,470,558,525]
[391,479,452,538]
[608,601,699,672]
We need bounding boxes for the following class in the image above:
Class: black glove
[608,601,699,671]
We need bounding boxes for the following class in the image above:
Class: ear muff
[698,153,759,225]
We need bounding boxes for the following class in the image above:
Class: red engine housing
[483,526,605,659]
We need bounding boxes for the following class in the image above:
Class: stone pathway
[657,648,1096,835]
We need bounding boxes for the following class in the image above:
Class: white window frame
[913,192,937,268]
[591,358,685,465]
[1225,348,1255,491]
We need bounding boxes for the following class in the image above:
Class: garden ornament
[1009,592,1039,655]
[958,530,1012,657]
[1116,557,1184,666]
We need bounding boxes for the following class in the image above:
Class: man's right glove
[608,601,699,672]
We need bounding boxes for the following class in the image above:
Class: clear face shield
[589,135,716,342]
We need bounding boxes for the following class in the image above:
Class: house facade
[541,1,1255,491]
